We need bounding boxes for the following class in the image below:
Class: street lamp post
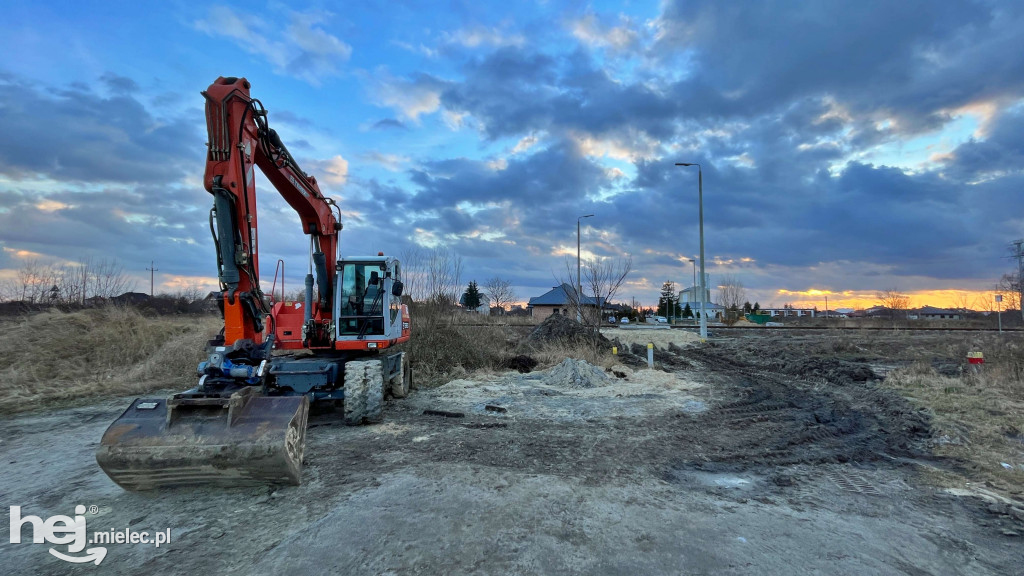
[675,163,707,340]
[686,257,696,322]
[577,214,594,323]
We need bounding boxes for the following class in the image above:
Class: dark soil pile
[524,314,610,348]
[772,356,876,384]
[503,354,539,373]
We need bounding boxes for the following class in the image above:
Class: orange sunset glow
[772,289,1005,311]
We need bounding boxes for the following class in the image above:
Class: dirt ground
[2,329,1023,575]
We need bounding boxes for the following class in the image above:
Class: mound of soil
[542,358,611,388]
[525,314,610,347]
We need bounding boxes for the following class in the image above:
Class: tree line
[0,258,136,305]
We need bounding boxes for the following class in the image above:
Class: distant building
[911,306,961,320]
[759,307,817,318]
[527,283,615,322]
[678,273,711,305]
[111,292,150,305]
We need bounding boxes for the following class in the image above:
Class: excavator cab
[335,257,405,342]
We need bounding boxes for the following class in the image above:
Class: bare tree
[398,246,426,303]
[554,254,632,337]
[583,256,631,319]
[424,246,463,307]
[951,291,974,315]
[878,287,911,328]
[718,274,746,325]
[8,260,60,303]
[4,257,134,305]
[484,276,516,315]
[174,283,207,304]
[973,293,997,314]
[555,258,585,323]
[86,257,135,300]
[995,273,1021,317]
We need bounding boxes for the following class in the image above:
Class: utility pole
[675,163,708,340]
[146,261,158,297]
[1013,240,1024,321]
[996,294,1003,333]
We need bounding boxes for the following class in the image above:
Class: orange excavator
[96,77,412,490]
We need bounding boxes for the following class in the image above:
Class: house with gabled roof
[527,283,611,322]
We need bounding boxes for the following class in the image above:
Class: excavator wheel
[343,360,384,425]
[390,352,411,398]
[365,360,384,424]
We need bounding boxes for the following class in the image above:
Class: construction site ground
[2,328,1023,575]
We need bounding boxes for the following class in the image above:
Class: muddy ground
[1,329,1022,575]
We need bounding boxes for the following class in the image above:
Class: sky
[1,0,1023,311]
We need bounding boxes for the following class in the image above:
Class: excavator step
[96,388,309,491]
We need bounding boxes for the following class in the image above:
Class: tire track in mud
[672,342,932,472]
[301,339,932,494]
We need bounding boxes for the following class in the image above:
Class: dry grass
[0,304,603,411]
[530,340,617,371]
[884,335,1024,496]
[405,304,617,387]
[0,307,220,413]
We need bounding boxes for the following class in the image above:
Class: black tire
[365,360,384,424]
[391,352,411,398]
[343,361,369,425]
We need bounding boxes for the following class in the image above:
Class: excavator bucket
[96,387,309,491]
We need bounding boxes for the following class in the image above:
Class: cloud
[0,77,200,184]
[369,118,408,131]
[194,6,351,85]
[570,12,640,52]
[367,69,447,121]
[99,72,139,94]
[441,26,527,49]
[304,155,349,187]
[653,0,1024,132]
[362,152,409,172]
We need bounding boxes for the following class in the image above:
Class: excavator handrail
[270,259,285,304]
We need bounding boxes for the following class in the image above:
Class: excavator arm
[202,76,340,346]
